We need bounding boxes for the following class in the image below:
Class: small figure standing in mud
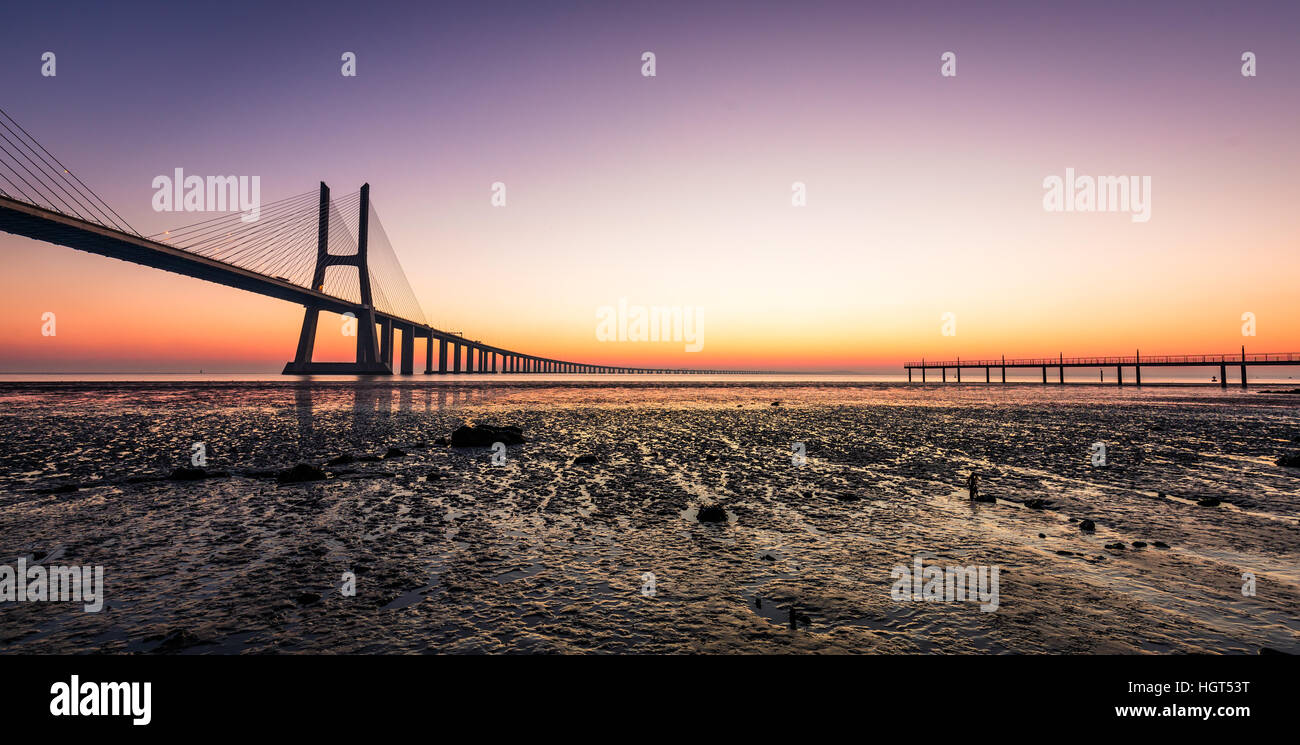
[967,472,980,501]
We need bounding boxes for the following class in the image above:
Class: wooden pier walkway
[904,348,1300,387]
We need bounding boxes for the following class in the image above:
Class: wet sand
[1,381,1298,654]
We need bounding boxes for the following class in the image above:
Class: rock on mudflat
[168,467,208,481]
[451,424,526,447]
[1079,519,1097,532]
[276,463,327,484]
[970,492,995,503]
[1276,453,1300,468]
[1197,498,1222,507]
[384,447,407,458]
[1023,498,1050,509]
[572,454,599,465]
[696,504,728,522]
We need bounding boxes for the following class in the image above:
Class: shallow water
[1,380,1298,654]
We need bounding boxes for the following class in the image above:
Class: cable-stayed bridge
[0,109,748,375]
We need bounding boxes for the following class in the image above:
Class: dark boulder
[697,504,728,522]
[383,447,407,458]
[168,467,208,481]
[1024,498,1050,509]
[572,454,599,465]
[1197,498,1221,507]
[1079,519,1096,532]
[1276,453,1300,467]
[277,463,327,484]
[450,424,526,447]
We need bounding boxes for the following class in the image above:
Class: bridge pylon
[282,182,392,374]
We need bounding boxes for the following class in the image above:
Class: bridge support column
[1220,364,1227,388]
[283,182,390,374]
[985,367,989,383]
[908,368,912,382]
[957,366,961,383]
[1116,365,1122,386]
[439,339,447,373]
[380,318,394,370]
[423,331,432,374]
[453,344,462,373]
[400,325,414,375]
[1041,366,1047,384]
[1240,346,1247,388]
[1001,366,1006,383]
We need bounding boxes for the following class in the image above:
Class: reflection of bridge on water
[292,385,511,443]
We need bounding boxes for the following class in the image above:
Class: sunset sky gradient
[1,0,1297,372]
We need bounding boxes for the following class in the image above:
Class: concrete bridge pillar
[1041,366,1047,384]
[1220,364,1227,388]
[1116,365,1123,386]
[380,318,394,369]
[453,344,462,373]
[400,325,414,375]
[438,339,447,373]
[424,332,433,374]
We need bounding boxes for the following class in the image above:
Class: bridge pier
[439,339,448,373]
[1041,366,1047,384]
[1241,346,1247,388]
[1220,364,1227,388]
[453,344,462,373]
[283,182,390,374]
[985,367,989,383]
[400,325,414,375]
[1116,365,1122,386]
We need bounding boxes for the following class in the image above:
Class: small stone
[1152,541,1170,549]
[295,592,321,605]
[384,447,407,458]
[1024,498,1050,509]
[1079,519,1096,532]
[1038,533,1046,539]
[1197,498,1221,507]
[1276,453,1300,468]
[1105,542,1126,550]
[327,453,355,465]
[1132,541,1147,548]
[572,454,599,465]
